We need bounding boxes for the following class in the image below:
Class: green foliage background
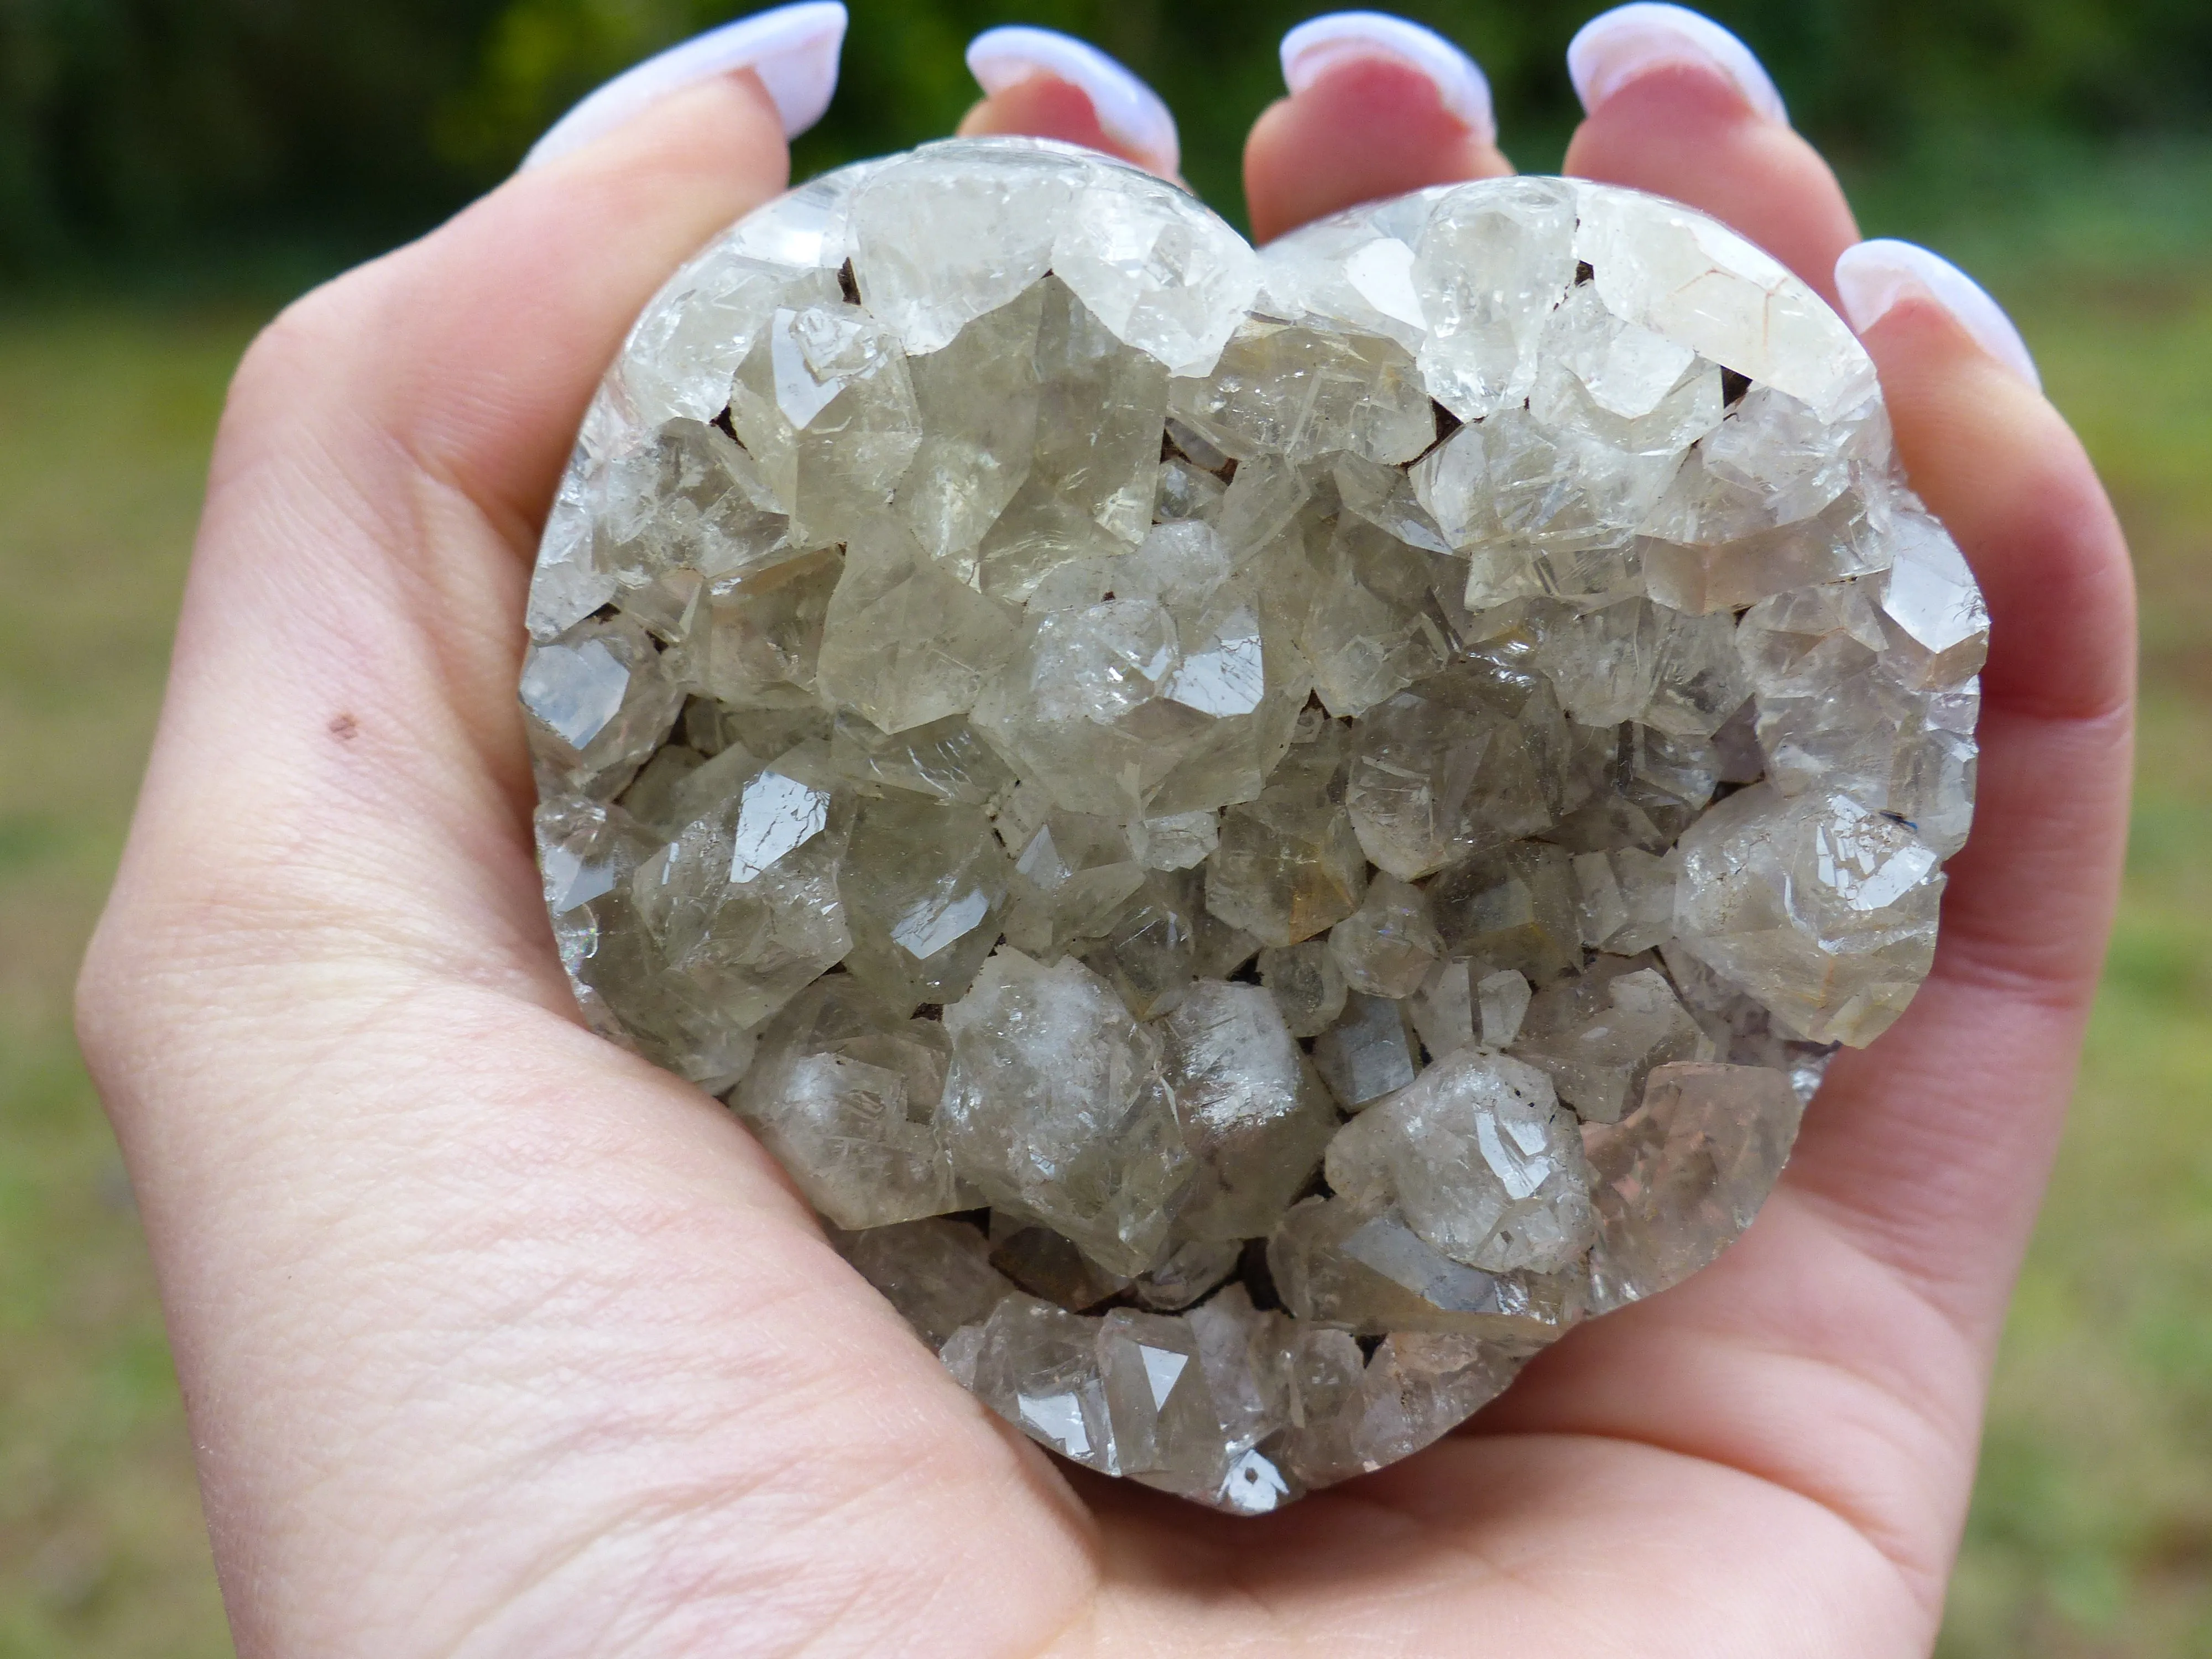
[7,0,2212,269]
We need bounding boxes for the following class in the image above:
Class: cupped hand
[77,6,2135,1655]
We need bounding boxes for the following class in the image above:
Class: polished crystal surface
[525,143,1980,1509]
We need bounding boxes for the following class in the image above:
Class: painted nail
[521,1,848,172]
[1280,12,1495,145]
[967,26,1180,176]
[1834,240,2042,392]
[1567,3,1787,126]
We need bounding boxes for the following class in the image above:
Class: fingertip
[1837,240,2041,394]
[1281,12,1495,145]
[521,1,844,171]
[1567,3,1786,126]
[961,27,1179,177]
[1246,17,1511,244]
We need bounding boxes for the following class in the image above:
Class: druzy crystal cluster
[522,139,1985,1513]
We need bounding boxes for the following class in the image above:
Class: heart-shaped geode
[521,138,1985,1513]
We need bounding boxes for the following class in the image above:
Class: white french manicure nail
[1567,3,1787,126]
[967,26,1180,176]
[1280,12,1496,145]
[522,1,848,172]
[1835,240,2042,392]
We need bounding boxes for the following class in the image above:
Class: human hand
[79,5,2135,1654]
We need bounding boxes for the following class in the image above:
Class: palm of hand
[79,29,2132,1659]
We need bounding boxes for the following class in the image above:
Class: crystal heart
[520,138,1984,1512]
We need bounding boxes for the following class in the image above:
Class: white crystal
[1324,1047,1595,1272]
[939,951,1191,1277]
[526,153,1983,1507]
[1671,782,1945,1045]
[1583,1062,1806,1312]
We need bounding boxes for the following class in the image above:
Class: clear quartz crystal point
[524,146,1980,1506]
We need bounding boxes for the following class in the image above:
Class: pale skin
[78,33,2135,1659]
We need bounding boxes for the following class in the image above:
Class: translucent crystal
[1293,515,1455,718]
[1344,664,1555,880]
[1477,968,1533,1049]
[1269,1196,1588,1344]
[849,145,1076,355]
[1283,1330,1532,1489]
[1508,961,1712,1124]
[1671,782,1946,1045]
[1411,176,1578,419]
[627,749,853,1037]
[698,546,841,712]
[1323,1047,1596,1273]
[1583,1062,1807,1312]
[1157,982,1339,1242]
[1173,321,1434,469]
[1428,840,1583,986]
[1573,846,1678,955]
[1312,992,1421,1109]
[1572,182,1875,421]
[838,795,1008,1011]
[522,615,685,800]
[735,977,958,1229]
[1259,941,1348,1039]
[726,300,922,543]
[940,951,1191,1276]
[1078,870,1202,1020]
[833,1217,1013,1348]
[1051,174,1262,378]
[813,519,1020,734]
[830,712,1014,808]
[966,1294,1119,1472]
[1736,577,1980,858]
[528,153,1981,1506]
[1328,874,1444,998]
[1002,811,1145,958]
[988,1218,1132,1312]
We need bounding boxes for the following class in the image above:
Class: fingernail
[1280,12,1495,145]
[1834,240,2042,392]
[967,26,1180,176]
[521,1,848,171]
[1567,3,1787,126]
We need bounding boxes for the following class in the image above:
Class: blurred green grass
[0,182,2208,1656]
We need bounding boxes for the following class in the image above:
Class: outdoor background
[2,0,2209,1652]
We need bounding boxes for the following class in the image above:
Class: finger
[1562,4,1857,307]
[1244,12,1511,245]
[1787,246,2135,1343]
[957,26,1180,179]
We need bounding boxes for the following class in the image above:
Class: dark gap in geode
[1228,957,1265,987]
[913,1003,945,1022]
[1217,455,1239,484]
[837,259,861,305]
[944,1208,993,1234]
[1432,399,1463,445]
[1574,260,1596,285]
[1237,1239,1282,1312]
[1721,367,1753,406]
[1355,1334,1385,1361]
[589,601,622,625]
[712,406,740,444]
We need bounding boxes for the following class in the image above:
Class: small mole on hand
[328,713,359,742]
